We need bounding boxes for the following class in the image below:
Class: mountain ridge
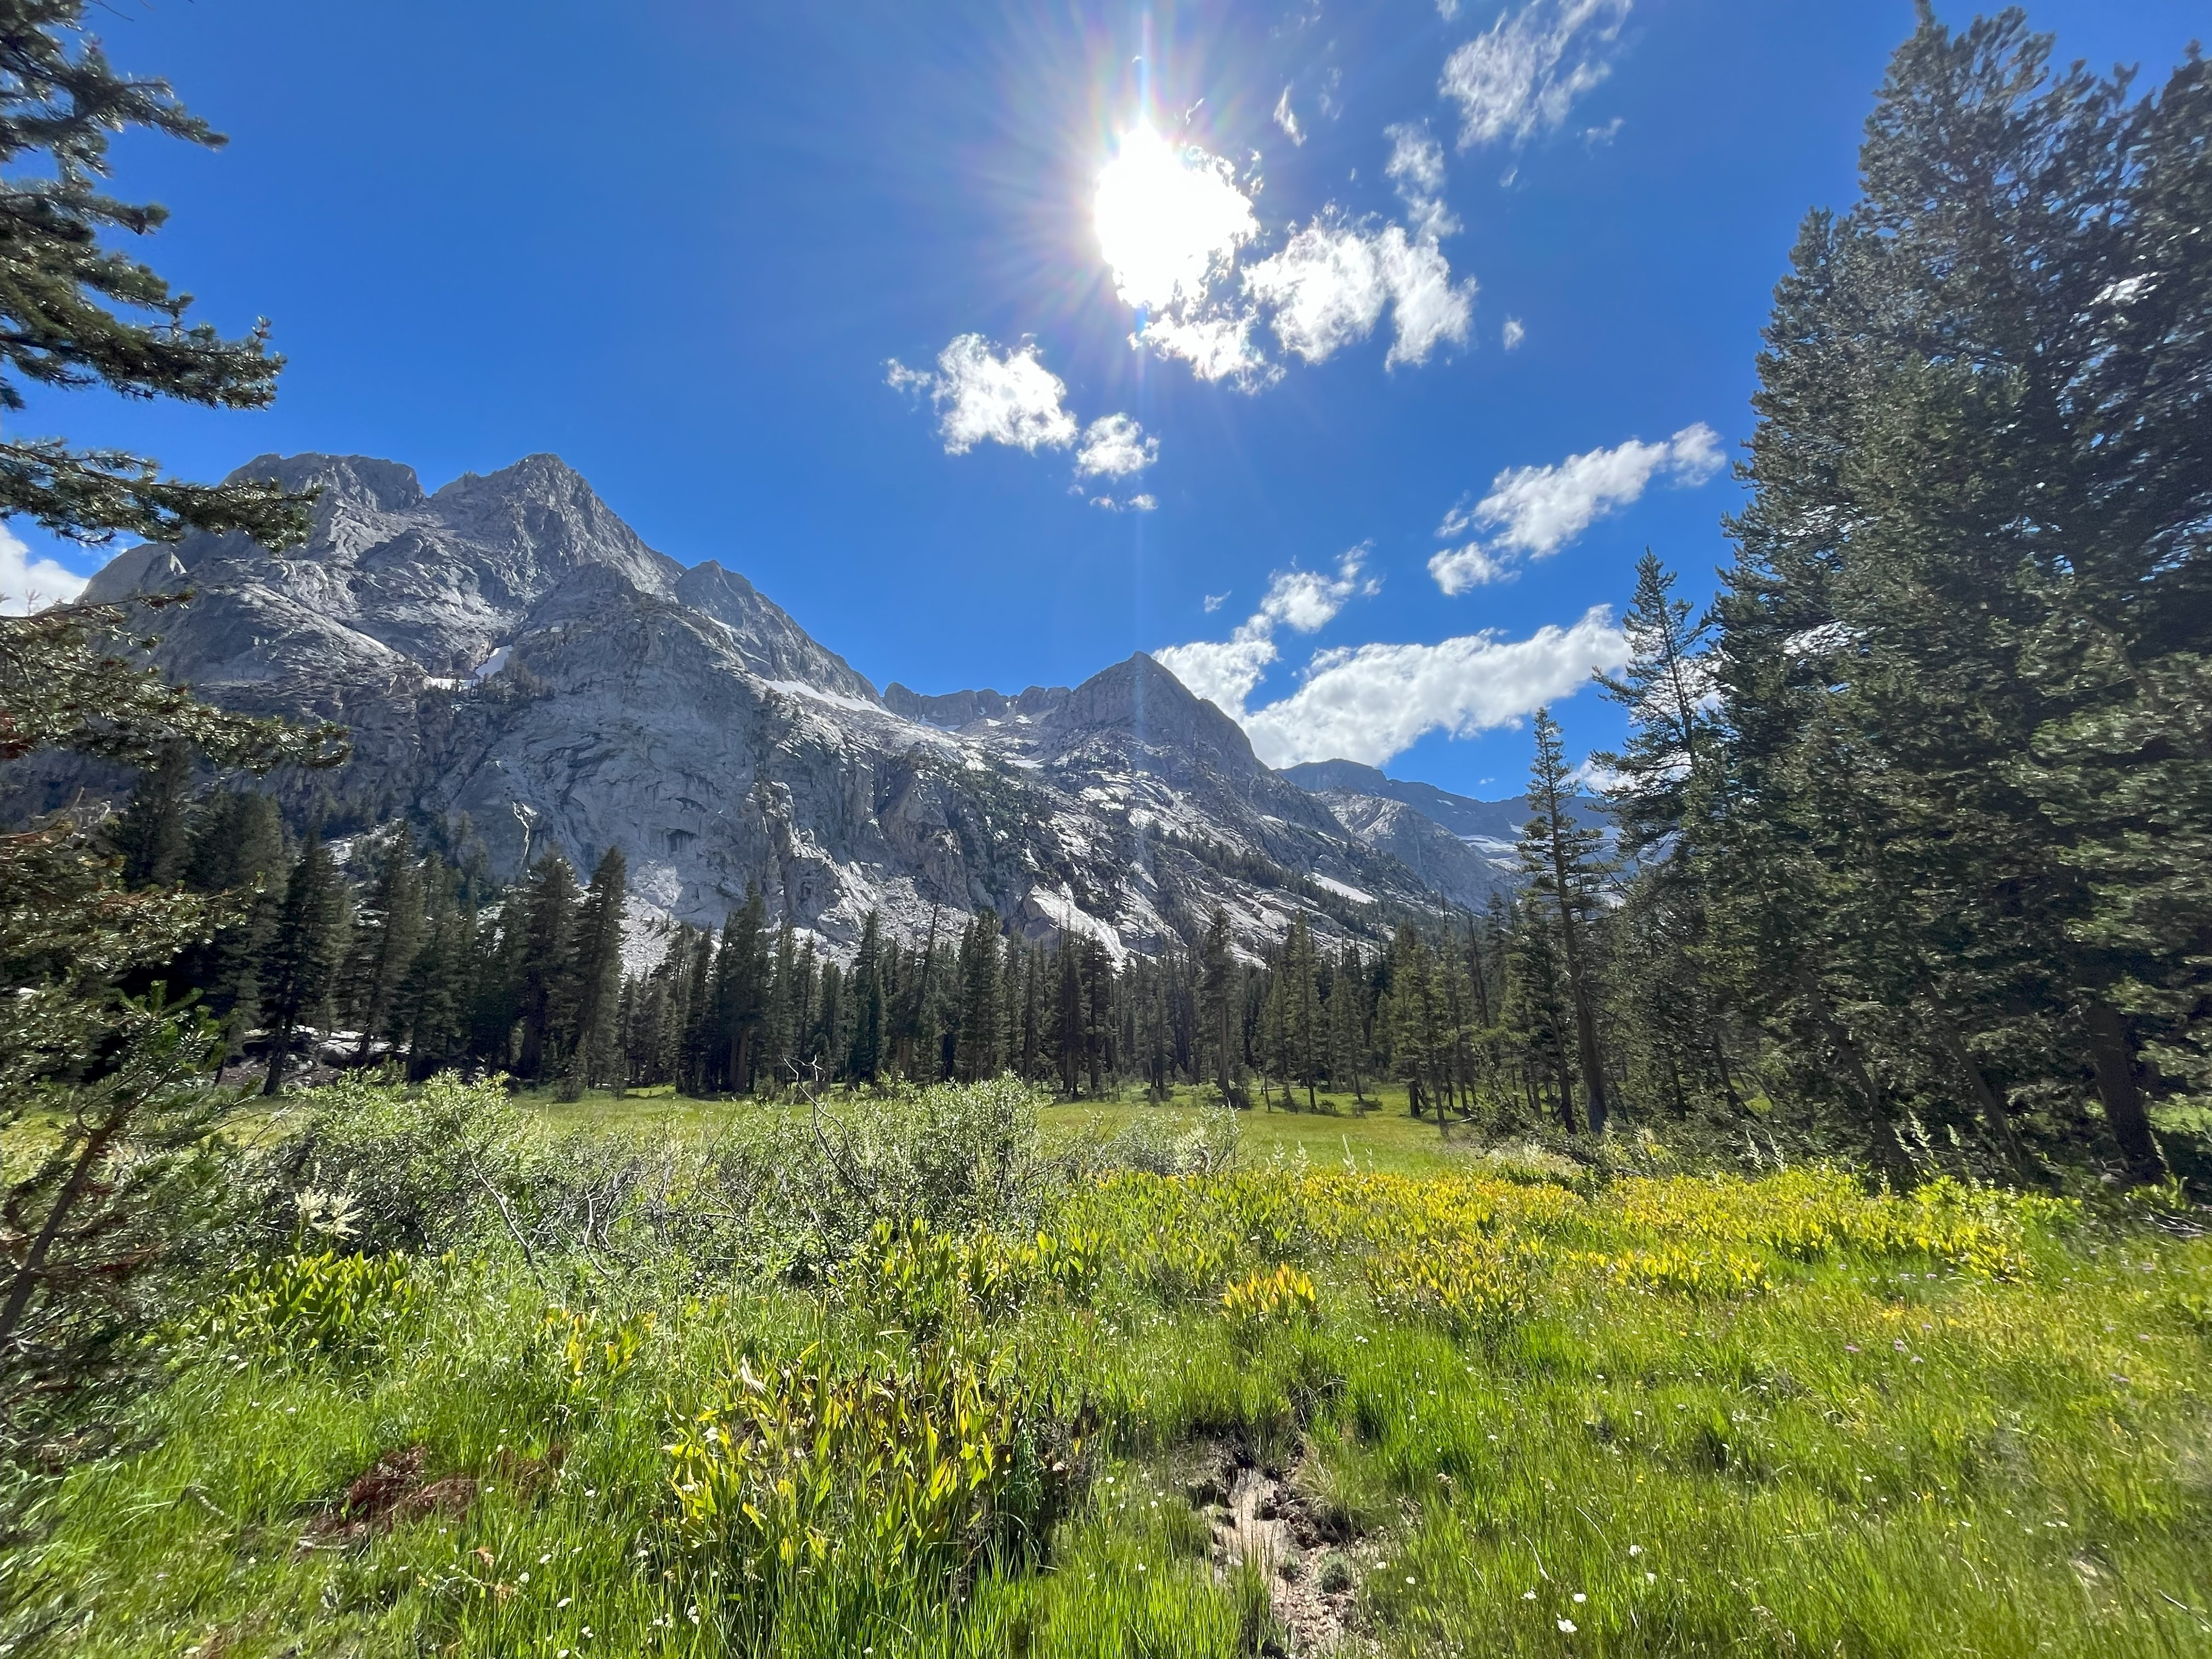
[33,451,1519,956]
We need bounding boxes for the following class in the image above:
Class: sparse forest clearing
[14,1079,2211,1657]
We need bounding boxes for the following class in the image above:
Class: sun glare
[1093,124,1257,314]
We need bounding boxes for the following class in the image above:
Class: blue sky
[7,0,2201,798]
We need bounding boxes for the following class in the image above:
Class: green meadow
[12,1076,2210,1657]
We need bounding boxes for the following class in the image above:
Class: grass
[13,1079,2212,1657]
[510,1081,1492,1176]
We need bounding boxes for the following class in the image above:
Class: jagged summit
[41,452,1500,956]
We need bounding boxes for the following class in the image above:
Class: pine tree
[176,790,286,1053]
[258,836,349,1094]
[397,865,476,1081]
[1327,944,1369,1104]
[342,825,423,1063]
[709,887,768,1094]
[561,847,627,1099]
[1701,9,2212,1180]
[1594,551,1714,857]
[109,743,191,888]
[847,910,886,1082]
[1520,709,1612,1135]
[0,2,312,548]
[515,854,578,1082]
[955,912,1003,1082]
[761,921,797,1091]
[1198,909,1240,1105]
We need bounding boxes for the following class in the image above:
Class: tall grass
[7,1077,2208,1656]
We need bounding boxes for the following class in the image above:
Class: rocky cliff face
[43,453,1487,958]
[1277,759,1611,907]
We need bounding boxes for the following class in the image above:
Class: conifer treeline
[113,764,1640,1120]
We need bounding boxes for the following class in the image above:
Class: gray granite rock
[43,452,1469,959]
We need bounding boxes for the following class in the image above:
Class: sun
[1093,124,1257,315]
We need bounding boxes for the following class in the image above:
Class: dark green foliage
[560,848,627,1100]
[339,825,423,1065]
[1519,710,1611,1135]
[257,836,348,1096]
[0,0,313,548]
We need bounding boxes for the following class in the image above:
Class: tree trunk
[2083,1000,2165,1183]
[1928,1019,2032,1183]
[0,1104,128,1348]
[1791,967,1913,1184]
[262,1024,294,1096]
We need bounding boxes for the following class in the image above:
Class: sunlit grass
[18,1088,2212,1657]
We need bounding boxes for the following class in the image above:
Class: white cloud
[1259,548,1369,632]
[1430,423,1722,594]
[1502,315,1526,350]
[1088,491,1158,513]
[1427,544,1517,592]
[1154,546,1372,719]
[1202,590,1229,613]
[887,334,1078,455]
[1153,628,1280,718]
[1378,229,1475,366]
[1568,755,1623,793]
[1075,413,1158,478]
[1244,214,1474,369]
[1477,423,1722,555]
[1272,87,1305,146]
[1441,0,1632,151]
[1132,306,1278,389]
[1096,118,1474,385]
[0,524,88,615]
[1385,123,1457,241]
[1244,213,1388,364]
[1239,606,1628,767]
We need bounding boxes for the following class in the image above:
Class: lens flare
[1093,125,1256,314]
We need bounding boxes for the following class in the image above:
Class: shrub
[258,1074,527,1254]
[1220,1265,1317,1339]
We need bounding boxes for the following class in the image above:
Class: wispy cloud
[1502,316,1526,350]
[1238,606,1628,767]
[1441,0,1632,151]
[0,524,87,615]
[1154,546,1373,719]
[887,335,1078,454]
[1430,423,1722,594]
[1385,123,1457,241]
[1272,87,1305,146]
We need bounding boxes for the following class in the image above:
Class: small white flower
[1558,1617,1577,1633]
[1572,1592,1587,1603]
[1628,1545,1642,1556]
[1523,1590,1537,1600]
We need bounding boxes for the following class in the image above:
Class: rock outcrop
[37,452,1480,959]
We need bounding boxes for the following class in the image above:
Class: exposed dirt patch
[1185,1443,1364,1655]
[301,1445,478,1549]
